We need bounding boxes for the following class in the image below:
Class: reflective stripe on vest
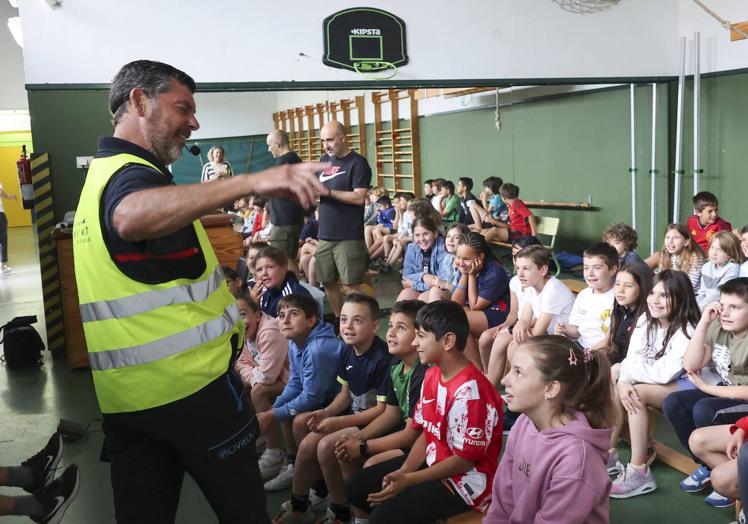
[79,264,225,322]
[88,303,240,370]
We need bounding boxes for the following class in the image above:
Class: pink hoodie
[235,312,289,387]
[484,409,612,524]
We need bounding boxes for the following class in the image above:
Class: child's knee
[688,428,709,455]
[316,433,337,463]
[711,465,738,497]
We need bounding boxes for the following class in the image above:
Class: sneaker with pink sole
[609,463,657,498]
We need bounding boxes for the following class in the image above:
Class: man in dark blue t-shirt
[266,129,304,272]
[314,121,372,318]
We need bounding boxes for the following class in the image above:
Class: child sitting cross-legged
[610,270,701,498]
[257,293,344,490]
[695,231,743,310]
[330,299,429,523]
[484,335,616,524]
[663,277,748,508]
[344,300,503,524]
[274,294,391,524]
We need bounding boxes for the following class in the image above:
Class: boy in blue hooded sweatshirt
[257,293,344,490]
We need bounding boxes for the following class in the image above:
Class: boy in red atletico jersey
[687,191,732,253]
[499,183,536,242]
[344,301,503,523]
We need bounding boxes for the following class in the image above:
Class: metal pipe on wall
[673,36,686,223]
[630,84,637,229]
[694,32,701,196]
[650,83,657,255]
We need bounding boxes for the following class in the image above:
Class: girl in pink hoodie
[234,290,290,476]
[485,335,615,524]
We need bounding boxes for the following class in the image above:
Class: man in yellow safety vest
[73,60,326,523]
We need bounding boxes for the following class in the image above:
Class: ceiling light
[7,16,22,47]
[8,0,19,8]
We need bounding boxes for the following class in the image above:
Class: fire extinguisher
[16,145,33,210]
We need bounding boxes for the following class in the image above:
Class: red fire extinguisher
[16,145,33,210]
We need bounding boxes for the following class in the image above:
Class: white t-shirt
[509,276,526,317]
[619,314,695,384]
[740,261,748,278]
[568,287,615,349]
[525,277,576,335]
[431,195,443,212]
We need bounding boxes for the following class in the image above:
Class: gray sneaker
[265,463,294,492]
[606,448,623,476]
[609,463,657,498]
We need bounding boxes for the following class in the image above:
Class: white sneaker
[258,448,285,480]
[264,462,294,491]
[309,487,330,512]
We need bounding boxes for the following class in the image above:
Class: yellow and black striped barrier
[30,152,65,354]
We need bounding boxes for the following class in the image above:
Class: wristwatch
[359,440,368,457]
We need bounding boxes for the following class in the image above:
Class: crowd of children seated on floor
[222,183,748,524]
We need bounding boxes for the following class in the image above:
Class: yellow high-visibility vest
[73,153,243,413]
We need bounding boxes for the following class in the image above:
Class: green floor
[0,227,738,523]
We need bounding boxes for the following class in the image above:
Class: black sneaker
[22,433,63,493]
[32,464,80,524]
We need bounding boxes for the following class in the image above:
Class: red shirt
[412,363,503,512]
[687,214,732,253]
[508,199,533,235]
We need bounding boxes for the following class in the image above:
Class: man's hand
[248,162,330,209]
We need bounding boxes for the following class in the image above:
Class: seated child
[427,223,470,302]
[364,187,387,227]
[223,266,244,297]
[456,176,479,226]
[365,195,396,251]
[646,223,705,291]
[234,292,289,476]
[484,335,615,524]
[422,179,434,200]
[329,300,429,523]
[370,193,414,264]
[257,294,344,488]
[430,178,445,212]
[480,235,543,387]
[398,217,452,302]
[555,242,618,350]
[687,191,732,253]
[299,206,318,244]
[245,242,268,289]
[603,222,645,267]
[345,300,503,523]
[274,294,391,522]
[663,277,748,506]
[696,231,742,310]
[740,226,748,278]
[470,176,506,233]
[252,246,312,318]
[438,181,461,227]
[384,198,431,270]
[688,415,748,516]
[610,270,701,498]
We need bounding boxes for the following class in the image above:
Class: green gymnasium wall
[26,72,748,255]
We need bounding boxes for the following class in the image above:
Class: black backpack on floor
[0,315,45,369]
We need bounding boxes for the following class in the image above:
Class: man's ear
[130,88,149,116]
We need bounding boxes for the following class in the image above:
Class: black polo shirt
[96,137,206,284]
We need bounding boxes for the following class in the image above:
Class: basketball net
[552,0,619,14]
[353,61,398,80]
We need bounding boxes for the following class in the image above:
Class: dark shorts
[314,239,367,285]
[483,308,509,328]
[268,224,302,259]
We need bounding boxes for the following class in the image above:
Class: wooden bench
[489,216,561,276]
[646,407,699,475]
[560,278,586,295]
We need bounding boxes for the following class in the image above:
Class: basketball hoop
[353,61,398,80]
[552,0,620,14]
